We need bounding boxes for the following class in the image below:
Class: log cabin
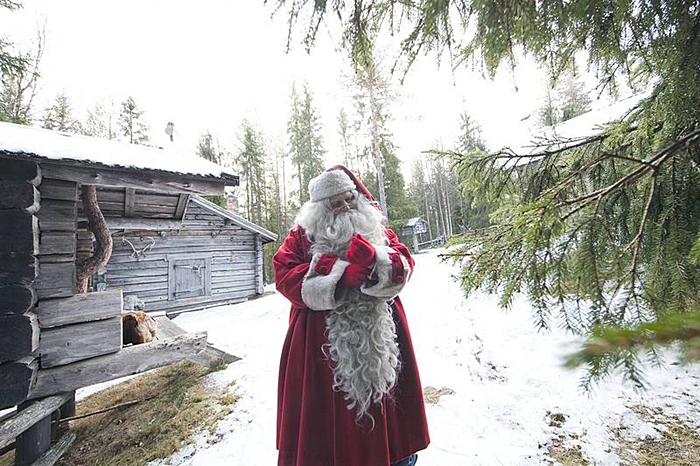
[0,121,246,463]
[97,194,276,315]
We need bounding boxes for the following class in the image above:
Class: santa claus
[274,166,430,466]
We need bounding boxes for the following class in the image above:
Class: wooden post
[412,231,419,253]
[14,401,51,466]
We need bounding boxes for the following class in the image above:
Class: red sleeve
[386,228,415,275]
[273,227,311,309]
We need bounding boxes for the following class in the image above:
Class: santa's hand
[346,234,375,267]
[340,263,371,288]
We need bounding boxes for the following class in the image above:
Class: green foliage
[42,91,82,133]
[270,0,700,384]
[82,100,118,139]
[119,96,150,145]
[538,72,592,127]
[0,1,26,77]
[235,120,267,226]
[0,25,42,125]
[287,83,325,204]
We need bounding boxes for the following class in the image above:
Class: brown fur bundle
[122,311,157,346]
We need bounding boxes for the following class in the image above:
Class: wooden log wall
[0,159,41,409]
[36,178,77,299]
[104,202,259,313]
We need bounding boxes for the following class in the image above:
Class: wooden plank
[153,317,240,367]
[0,181,39,213]
[0,253,37,286]
[0,392,71,450]
[0,211,39,255]
[31,431,76,466]
[35,289,123,328]
[105,218,183,230]
[38,179,77,202]
[37,199,77,233]
[39,316,122,368]
[0,313,39,363]
[40,162,233,195]
[39,232,76,256]
[29,332,208,399]
[0,358,38,410]
[0,158,41,186]
[0,284,37,315]
[15,400,51,466]
[124,188,135,217]
[36,262,76,300]
[174,194,189,219]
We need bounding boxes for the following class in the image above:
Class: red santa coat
[274,226,430,466]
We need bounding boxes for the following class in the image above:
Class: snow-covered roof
[0,121,237,180]
[190,196,278,243]
[506,92,649,156]
[405,217,427,227]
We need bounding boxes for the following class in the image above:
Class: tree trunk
[76,185,113,293]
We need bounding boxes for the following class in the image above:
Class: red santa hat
[308,169,356,202]
[325,165,376,203]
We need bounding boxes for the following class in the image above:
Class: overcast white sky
[2,1,577,179]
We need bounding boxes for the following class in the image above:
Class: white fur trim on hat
[309,170,356,202]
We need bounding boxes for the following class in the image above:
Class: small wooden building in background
[98,195,276,315]
[0,121,241,464]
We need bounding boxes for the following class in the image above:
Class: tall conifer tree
[271,0,700,383]
[118,96,149,145]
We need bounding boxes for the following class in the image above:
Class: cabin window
[167,256,212,300]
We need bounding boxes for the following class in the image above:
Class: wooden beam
[38,179,78,202]
[15,400,51,466]
[0,284,37,315]
[36,262,76,300]
[0,358,38,410]
[0,211,38,255]
[0,181,39,213]
[39,232,76,256]
[35,289,122,328]
[174,194,189,219]
[36,199,77,233]
[106,218,183,230]
[0,253,37,286]
[124,188,135,217]
[39,316,122,368]
[29,332,208,399]
[0,392,72,450]
[154,317,240,367]
[31,431,76,466]
[41,162,232,195]
[0,313,39,363]
[0,159,41,186]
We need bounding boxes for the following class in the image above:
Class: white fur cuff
[301,254,350,310]
[361,245,410,299]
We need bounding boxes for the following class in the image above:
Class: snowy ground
[145,248,700,465]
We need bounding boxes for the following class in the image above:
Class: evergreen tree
[455,111,490,231]
[235,120,267,226]
[537,72,593,127]
[0,26,42,125]
[118,96,149,145]
[287,83,325,206]
[83,99,117,139]
[272,0,700,384]
[196,131,229,208]
[0,1,26,77]
[42,91,82,133]
[558,73,592,122]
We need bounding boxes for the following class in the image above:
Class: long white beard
[324,290,401,423]
[297,194,387,253]
[298,196,400,421]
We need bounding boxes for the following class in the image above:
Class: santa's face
[328,191,358,215]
